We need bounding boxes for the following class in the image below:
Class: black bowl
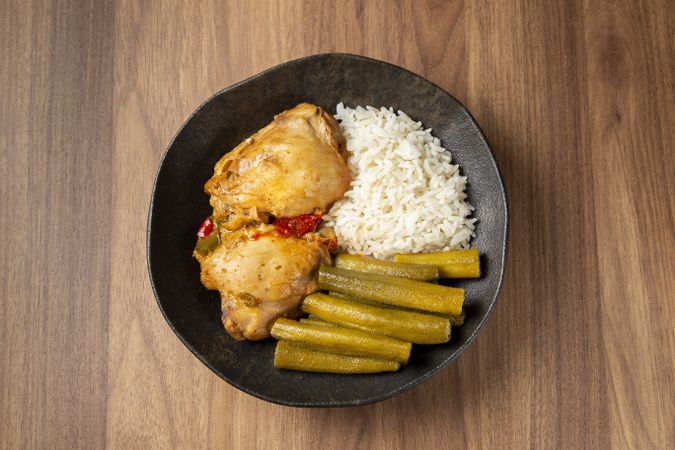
[147,53,508,407]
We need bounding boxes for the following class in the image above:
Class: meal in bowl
[193,102,479,373]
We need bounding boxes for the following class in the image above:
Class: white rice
[323,103,476,259]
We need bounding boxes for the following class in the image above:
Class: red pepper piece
[197,217,214,238]
[275,214,322,237]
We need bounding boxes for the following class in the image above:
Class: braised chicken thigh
[196,230,332,340]
[204,103,351,230]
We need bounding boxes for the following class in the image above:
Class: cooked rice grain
[323,103,476,259]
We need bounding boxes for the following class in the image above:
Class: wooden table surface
[2,1,673,449]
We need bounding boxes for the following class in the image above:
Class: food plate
[147,53,508,407]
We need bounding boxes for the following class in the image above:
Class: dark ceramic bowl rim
[147,53,508,407]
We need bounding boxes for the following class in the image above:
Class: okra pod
[274,341,400,373]
[299,318,334,327]
[302,293,450,344]
[330,291,465,326]
[319,266,463,316]
[449,310,465,327]
[394,248,480,278]
[335,253,438,281]
[272,318,411,363]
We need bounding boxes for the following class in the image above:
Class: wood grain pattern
[1,0,673,449]
[1,1,114,448]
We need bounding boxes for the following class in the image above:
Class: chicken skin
[204,103,351,230]
[196,230,332,340]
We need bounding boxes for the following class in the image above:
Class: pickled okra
[274,341,400,374]
[299,317,334,327]
[319,266,463,316]
[334,253,438,281]
[271,318,411,363]
[329,291,465,326]
[302,293,450,344]
[394,248,480,278]
[449,310,465,327]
